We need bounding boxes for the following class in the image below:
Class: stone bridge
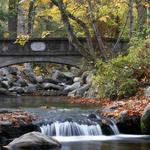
[0,38,128,68]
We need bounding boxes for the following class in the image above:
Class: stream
[0,96,150,150]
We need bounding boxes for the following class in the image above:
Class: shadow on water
[0,96,99,109]
[61,141,150,150]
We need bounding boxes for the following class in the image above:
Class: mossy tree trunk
[8,0,18,38]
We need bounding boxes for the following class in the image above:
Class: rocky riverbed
[0,64,96,98]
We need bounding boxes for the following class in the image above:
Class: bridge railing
[0,38,86,56]
[0,37,128,56]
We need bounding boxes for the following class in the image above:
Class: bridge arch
[0,37,128,68]
[0,55,83,68]
[0,38,85,68]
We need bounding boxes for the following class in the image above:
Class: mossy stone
[141,103,150,134]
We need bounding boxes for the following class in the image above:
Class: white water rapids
[40,121,102,136]
[40,120,119,136]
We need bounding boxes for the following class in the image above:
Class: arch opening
[0,61,81,97]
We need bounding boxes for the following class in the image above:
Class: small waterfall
[109,120,120,135]
[40,121,102,136]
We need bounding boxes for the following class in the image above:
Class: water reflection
[61,140,150,150]
[1,138,150,150]
[0,96,98,109]
[0,141,150,150]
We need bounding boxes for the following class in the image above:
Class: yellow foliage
[34,66,42,75]
[14,35,30,46]
[41,31,50,38]
[99,15,109,23]
[20,0,30,10]
[142,2,150,7]
[38,0,49,4]
[36,5,61,21]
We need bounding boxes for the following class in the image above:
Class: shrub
[94,38,150,99]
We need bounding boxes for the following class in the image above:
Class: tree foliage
[94,36,150,99]
[0,0,149,61]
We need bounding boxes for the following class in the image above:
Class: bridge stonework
[0,38,128,68]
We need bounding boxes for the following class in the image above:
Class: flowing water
[0,96,150,150]
[40,121,103,136]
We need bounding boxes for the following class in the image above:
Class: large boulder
[0,87,14,96]
[75,84,90,97]
[64,82,80,93]
[73,77,80,83]
[24,63,32,70]
[4,132,61,150]
[141,103,150,134]
[84,88,97,98]
[86,75,92,85]
[68,89,76,97]
[1,81,11,89]
[36,76,44,83]
[63,72,74,79]
[8,86,24,94]
[42,83,63,91]
[9,75,19,84]
[24,84,37,94]
[81,72,88,85]
[70,67,80,75]
[6,66,19,76]
[1,74,14,82]
[52,70,73,85]
[0,68,9,76]
[144,87,150,96]
[43,77,59,85]
[67,84,89,97]
[17,78,28,87]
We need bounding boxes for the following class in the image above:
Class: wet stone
[0,121,12,126]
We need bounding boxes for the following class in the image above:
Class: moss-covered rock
[141,103,150,134]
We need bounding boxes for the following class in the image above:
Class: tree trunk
[67,12,96,59]
[87,0,105,59]
[147,0,150,25]
[52,0,93,61]
[129,0,134,38]
[113,10,129,51]
[8,0,18,38]
[17,2,27,35]
[136,0,147,31]
[28,0,36,35]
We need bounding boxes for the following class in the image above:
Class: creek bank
[0,110,39,146]
[0,65,96,98]
[66,96,150,134]
[100,97,150,134]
